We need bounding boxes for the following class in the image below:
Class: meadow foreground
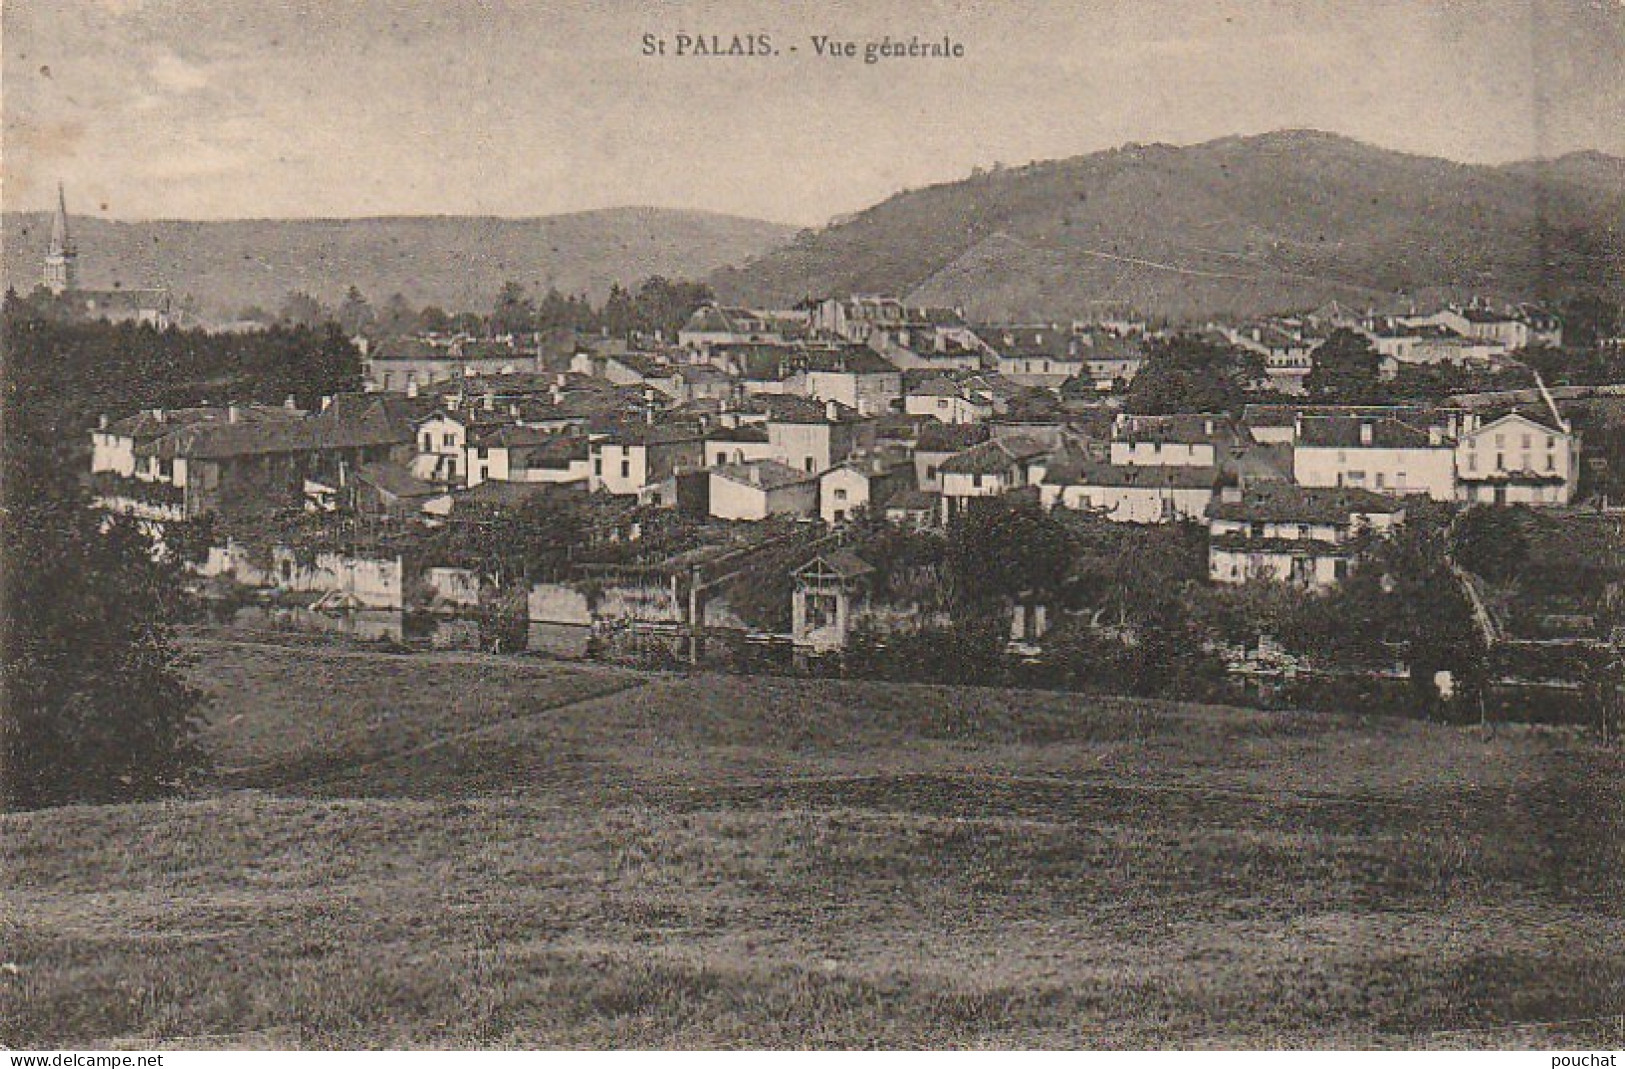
[3,638,1622,1048]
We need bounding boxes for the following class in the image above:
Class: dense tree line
[278,275,718,342]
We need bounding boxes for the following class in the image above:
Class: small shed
[791,550,875,651]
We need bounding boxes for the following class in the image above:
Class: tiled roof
[707,424,771,444]
[764,395,862,424]
[884,488,941,512]
[1113,413,1238,446]
[1295,415,1443,449]
[938,436,1049,476]
[514,434,589,469]
[916,422,991,453]
[795,549,875,579]
[107,404,303,439]
[711,459,818,492]
[1207,485,1405,525]
[1045,451,1221,489]
[356,462,439,500]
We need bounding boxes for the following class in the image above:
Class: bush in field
[2,486,208,809]
[844,617,1010,686]
[1451,505,1530,585]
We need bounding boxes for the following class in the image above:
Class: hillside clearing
[3,640,1621,1048]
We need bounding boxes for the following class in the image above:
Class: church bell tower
[43,183,78,295]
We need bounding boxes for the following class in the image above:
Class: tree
[1451,505,1531,585]
[601,283,636,338]
[1305,328,1382,402]
[947,497,1074,611]
[491,282,536,337]
[418,305,452,334]
[376,293,419,336]
[1122,334,1265,415]
[1297,516,1488,718]
[278,290,329,329]
[2,303,209,809]
[337,285,374,337]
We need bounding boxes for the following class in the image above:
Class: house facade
[1292,415,1457,501]
[1207,486,1405,588]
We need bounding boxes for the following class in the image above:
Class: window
[1547,435,1556,449]
[1297,524,1310,539]
[834,488,847,501]
[1522,434,1531,449]
[937,398,948,409]
[805,458,815,472]
[1375,472,1385,488]
[1547,452,1556,471]
[594,458,603,476]
[1495,434,1504,448]
[421,433,432,451]
[717,452,727,465]
[1496,453,1505,471]
[620,460,630,479]
[926,465,938,480]
[479,466,488,481]
[1467,453,1477,472]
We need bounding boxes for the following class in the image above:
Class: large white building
[1292,414,1458,501]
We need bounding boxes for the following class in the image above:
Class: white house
[818,453,912,525]
[1293,414,1458,501]
[1455,407,1580,505]
[588,425,706,495]
[913,422,991,492]
[1110,413,1238,468]
[801,347,903,416]
[983,326,1085,389]
[1042,452,1221,523]
[704,424,777,468]
[904,376,992,425]
[937,436,1050,522]
[764,397,868,476]
[465,426,591,487]
[708,460,820,521]
[1207,485,1406,588]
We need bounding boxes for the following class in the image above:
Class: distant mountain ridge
[1,208,795,320]
[711,131,1625,322]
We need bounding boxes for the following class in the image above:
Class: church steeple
[44,183,78,295]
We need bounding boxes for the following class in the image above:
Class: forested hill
[1,208,795,320]
[710,131,1625,322]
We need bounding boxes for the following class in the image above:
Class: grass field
[3,638,1623,1049]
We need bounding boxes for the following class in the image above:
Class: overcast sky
[5,0,1623,225]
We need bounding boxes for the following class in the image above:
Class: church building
[42,185,173,328]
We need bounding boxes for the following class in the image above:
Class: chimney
[550,383,562,405]
[825,400,840,422]
[406,381,419,398]
[153,408,165,423]
[747,464,761,486]
[1203,418,1214,436]
[1359,421,1373,446]
[483,392,495,411]
[321,395,334,412]
[228,404,240,424]
[98,414,109,430]
[1428,427,1441,446]
[284,395,298,411]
